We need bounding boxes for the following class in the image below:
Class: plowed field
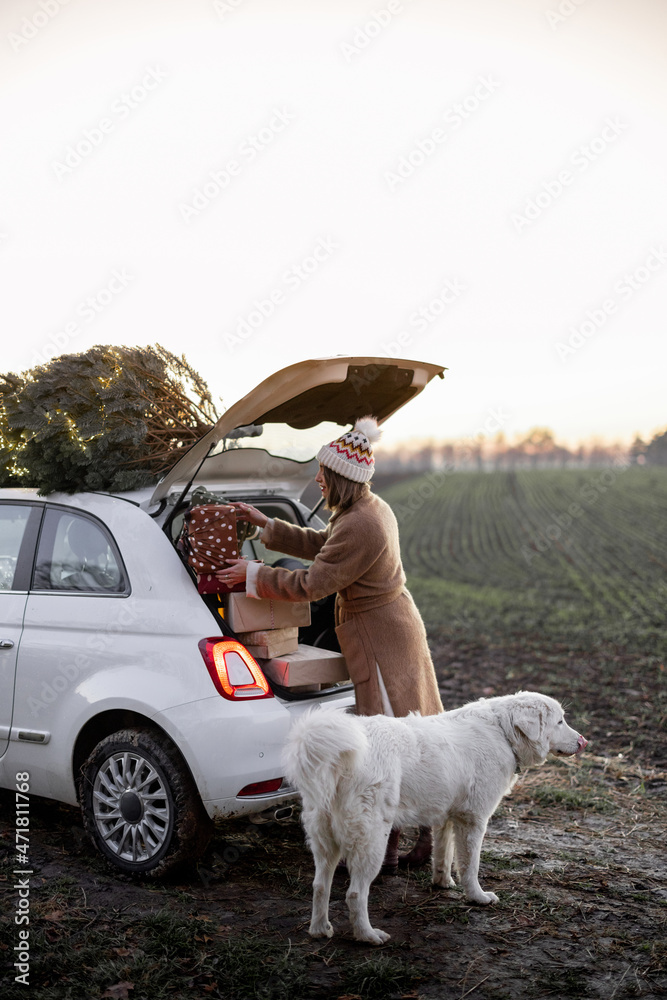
[1,469,665,999]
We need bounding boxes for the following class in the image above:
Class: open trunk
[153,356,446,700]
[165,489,346,700]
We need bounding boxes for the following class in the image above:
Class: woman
[219,417,443,870]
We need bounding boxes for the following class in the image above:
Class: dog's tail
[282,709,368,810]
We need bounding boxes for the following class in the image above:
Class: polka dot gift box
[183,504,244,594]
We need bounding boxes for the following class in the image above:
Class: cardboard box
[261,644,349,688]
[224,593,311,631]
[237,627,299,659]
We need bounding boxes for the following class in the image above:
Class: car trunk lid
[149,356,445,506]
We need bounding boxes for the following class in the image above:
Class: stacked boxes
[260,644,349,689]
[236,627,299,659]
[224,593,310,632]
[223,593,349,690]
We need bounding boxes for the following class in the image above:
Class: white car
[0,356,444,875]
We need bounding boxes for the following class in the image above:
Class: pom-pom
[354,416,382,444]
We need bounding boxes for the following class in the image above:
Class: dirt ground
[1,631,666,999]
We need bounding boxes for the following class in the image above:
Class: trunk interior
[163,489,351,702]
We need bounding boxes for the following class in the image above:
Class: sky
[1,0,666,452]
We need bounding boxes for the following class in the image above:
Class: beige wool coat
[254,491,443,718]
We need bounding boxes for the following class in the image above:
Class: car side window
[33,509,127,594]
[0,505,33,590]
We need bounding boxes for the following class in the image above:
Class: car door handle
[0,639,15,649]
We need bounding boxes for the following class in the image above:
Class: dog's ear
[511,706,542,743]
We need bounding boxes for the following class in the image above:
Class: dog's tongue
[576,735,588,754]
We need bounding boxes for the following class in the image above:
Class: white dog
[283,692,588,945]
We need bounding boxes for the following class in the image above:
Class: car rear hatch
[148,356,445,507]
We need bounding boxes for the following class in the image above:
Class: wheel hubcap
[92,751,171,864]
[119,791,143,823]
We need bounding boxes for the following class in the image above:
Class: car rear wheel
[79,728,212,876]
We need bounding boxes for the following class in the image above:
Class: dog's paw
[432,871,456,889]
[356,927,391,946]
[469,890,499,905]
[309,920,334,938]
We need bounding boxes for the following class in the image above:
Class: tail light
[237,778,284,796]
[199,638,273,701]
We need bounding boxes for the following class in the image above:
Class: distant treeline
[631,428,667,467]
[376,426,667,475]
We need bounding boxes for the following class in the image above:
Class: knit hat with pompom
[316,416,382,483]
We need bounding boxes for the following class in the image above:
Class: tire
[78,727,212,876]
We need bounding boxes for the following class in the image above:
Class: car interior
[166,489,341,680]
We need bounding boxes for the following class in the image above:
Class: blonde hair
[321,464,370,513]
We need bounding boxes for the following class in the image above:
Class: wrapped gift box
[184,503,239,572]
[181,503,248,594]
[196,573,245,595]
[236,627,299,659]
[261,644,349,688]
[223,592,311,631]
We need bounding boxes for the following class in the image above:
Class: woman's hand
[216,558,249,587]
[230,502,268,528]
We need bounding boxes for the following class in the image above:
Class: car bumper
[155,687,355,817]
